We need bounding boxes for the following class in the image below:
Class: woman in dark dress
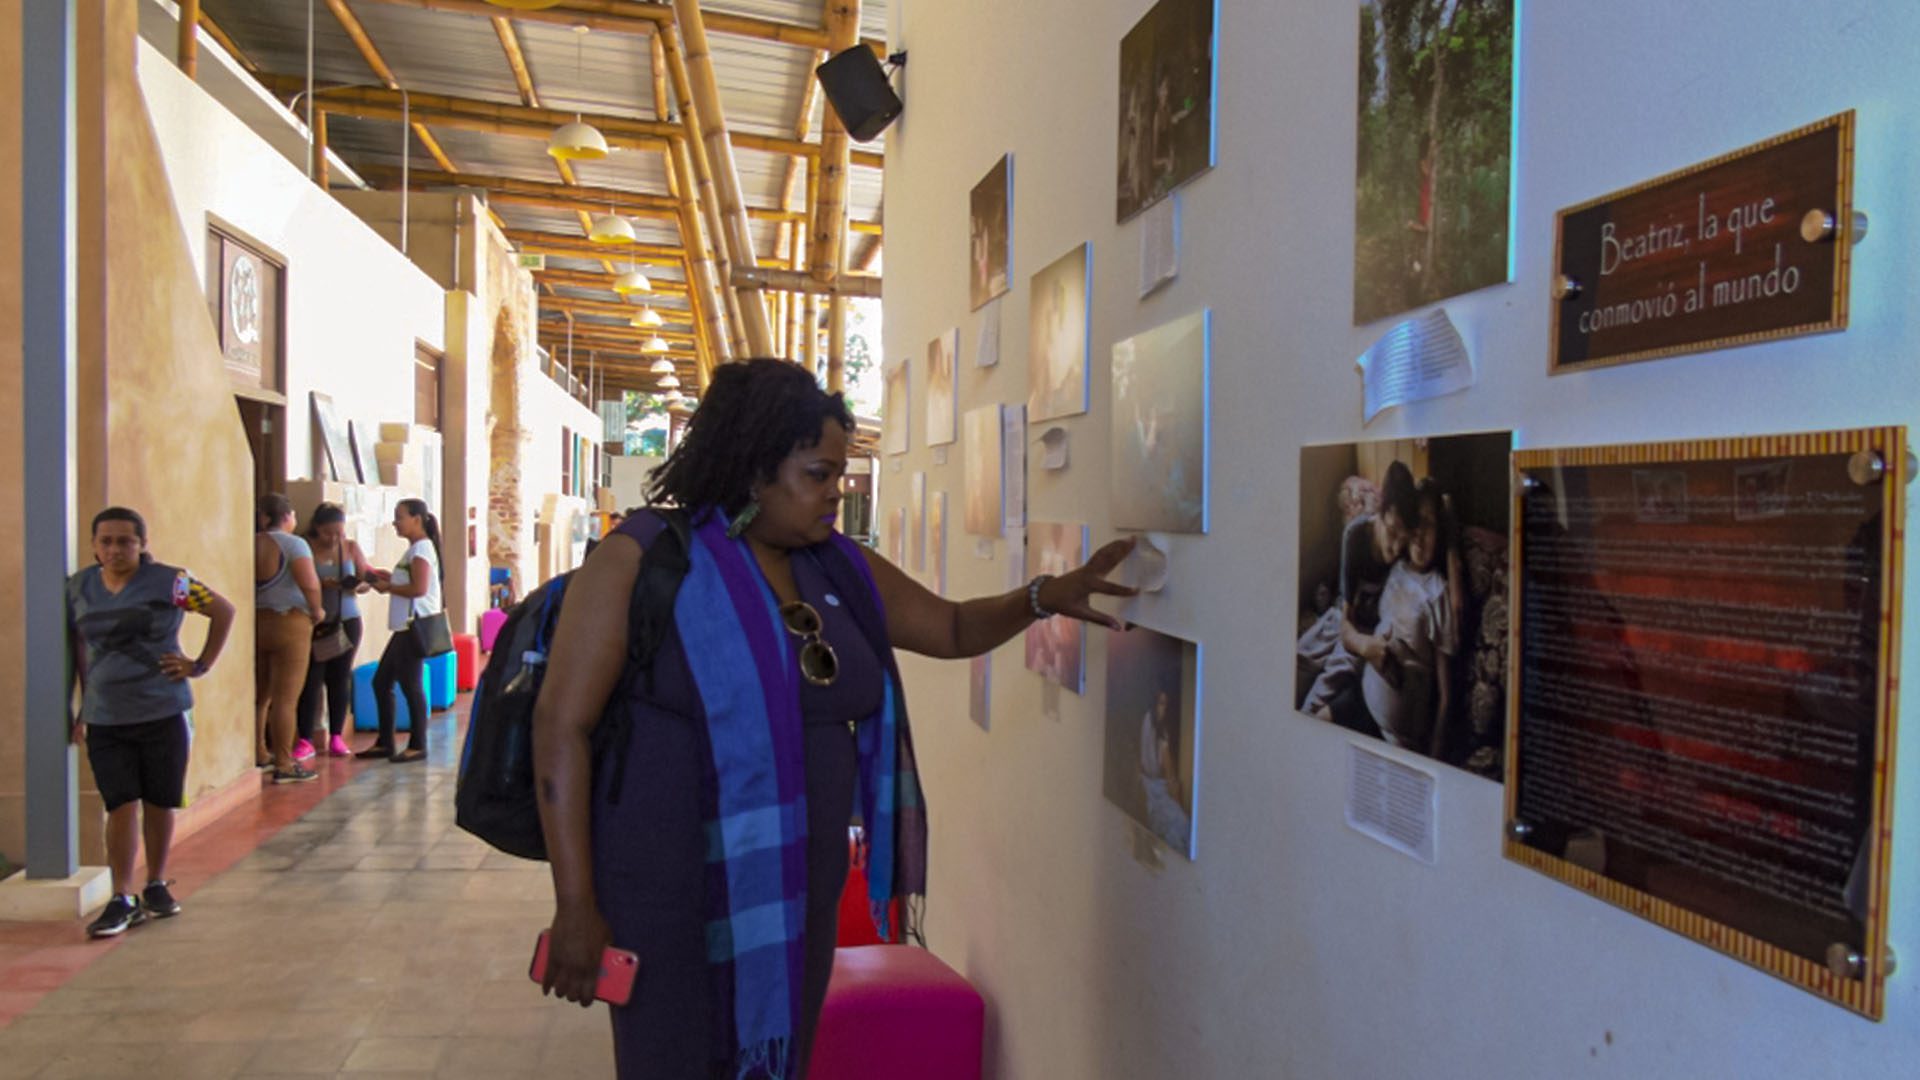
[533,359,1134,1079]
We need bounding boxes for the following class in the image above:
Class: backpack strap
[599,507,694,804]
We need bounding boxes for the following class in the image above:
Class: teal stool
[426,652,457,711]
[352,660,415,733]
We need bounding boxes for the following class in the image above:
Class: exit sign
[516,253,546,270]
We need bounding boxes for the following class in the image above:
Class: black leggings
[372,627,428,751]
[297,617,363,742]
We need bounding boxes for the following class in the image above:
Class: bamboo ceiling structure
[191,0,890,396]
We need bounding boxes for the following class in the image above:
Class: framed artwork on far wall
[883,358,911,456]
[1111,309,1210,533]
[349,421,378,487]
[310,392,355,483]
[1028,243,1091,423]
[1116,0,1219,222]
[926,329,958,447]
[969,154,1013,311]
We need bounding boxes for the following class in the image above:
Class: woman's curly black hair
[647,358,854,516]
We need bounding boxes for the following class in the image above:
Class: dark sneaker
[272,764,319,784]
[87,895,148,938]
[142,880,181,918]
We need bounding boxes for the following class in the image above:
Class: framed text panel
[1550,112,1855,374]
[1506,427,1903,1018]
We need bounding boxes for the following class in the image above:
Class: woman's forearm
[198,598,236,669]
[950,587,1035,658]
[534,722,600,909]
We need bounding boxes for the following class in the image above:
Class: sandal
[354,744,395,760]
[389,748,427,764]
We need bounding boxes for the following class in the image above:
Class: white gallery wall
[881,1,1920,1077]
[136,39,447,483]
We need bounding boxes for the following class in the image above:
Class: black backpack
[454,509,692,860]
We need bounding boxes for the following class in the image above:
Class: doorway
[234,396,286,500]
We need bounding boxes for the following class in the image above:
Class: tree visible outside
[842,296,884,417]
[1354,0,1513,324]
[623,391,670,456]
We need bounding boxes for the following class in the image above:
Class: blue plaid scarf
[673,512,924,1078]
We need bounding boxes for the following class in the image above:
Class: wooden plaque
[1550,112,1855,374]
[1506,428,1903,1018]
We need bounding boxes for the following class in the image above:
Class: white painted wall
[882,1,1920,1077]
[608,455,667,512]
[135,39,446,483]
[520,368,605,584]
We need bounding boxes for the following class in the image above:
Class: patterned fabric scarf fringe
[674,513,926,1079]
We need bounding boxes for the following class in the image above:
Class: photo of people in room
[1103,624,1200,858]
[1025,522,1090,692]
[1027,244,1091,423]
[963,404,1004,536]
[926,329,958,446]
[969,154,1012,311]
[1294,432,1511,780]
[1115,0,1217,221]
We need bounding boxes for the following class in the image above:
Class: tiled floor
[0,707,616,1079]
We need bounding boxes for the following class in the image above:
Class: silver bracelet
[1027,574,1056,619]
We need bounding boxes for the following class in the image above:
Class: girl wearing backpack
[531,360,1135,1079]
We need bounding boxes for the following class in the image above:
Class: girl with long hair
[363,498,442,763]
[296,503,373,759]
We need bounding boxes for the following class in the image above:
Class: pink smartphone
[529,930,640,1006]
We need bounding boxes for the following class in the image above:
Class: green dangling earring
[726,499,761,540]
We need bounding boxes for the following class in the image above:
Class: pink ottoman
[809,946,983,1080]
[478,608,508,654]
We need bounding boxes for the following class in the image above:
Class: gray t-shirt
[256,530,315,615]
[67,562,196,726]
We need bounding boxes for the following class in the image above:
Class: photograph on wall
[1004,405,1028,528]
[970,154,1013,311]
[927,491,948,595]
[310,392,355,484]
[1353,0,1514,324]
[883,359,910,455]
[909,472,928,573]
[1028,243,1092,422]
[1111,309,1209,533]
[1507,428,1904,1020]
[963,404,1005,537]
[887,506,906,567]
[1116,0,1218,222]
[970,654,992,731]
[1103,624,1201,858]
[1294,431,1513,780]
[1024,522,1090,693]
[349,421,379,487]
[927,329,959,447]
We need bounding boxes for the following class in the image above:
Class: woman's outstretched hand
[1036,537,1141,631]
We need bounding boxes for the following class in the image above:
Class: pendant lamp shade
[613,270,652,295]
[649,356,675,374]
[588,213,636,245]
[635,305,665,327]
[486,1,567,10]
[663,389,684,405]
[657,373,681,389]
[548,119,609,161]
[642,335,670,354]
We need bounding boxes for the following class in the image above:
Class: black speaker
[815,46,902,143]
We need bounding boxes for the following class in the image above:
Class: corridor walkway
[0,707,614,1078]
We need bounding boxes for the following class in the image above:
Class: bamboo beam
[506,230,687,267]
[670,131,737,362]
[732,266,880,299]
[534,266,694,294]
[540,296,699,325]
[673,0,774,356]
[316,2,460,177]
[803,164,820,375]
[261,76,881,167]
[354,0,887,55]
[810,0,858,290]
[493,16,541,107]
[178,0,201,77]
[196,10,258,73]
[817,0,859,394]
[315,111,331,189]
[659,25,746,358]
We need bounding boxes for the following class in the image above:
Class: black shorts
[85,715,191,811]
